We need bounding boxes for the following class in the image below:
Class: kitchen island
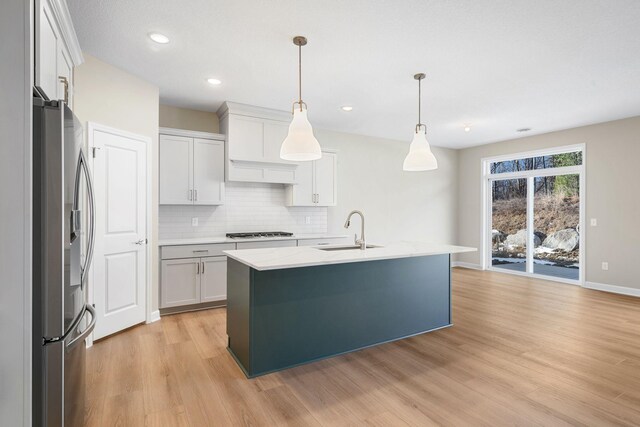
[224,242,475,377]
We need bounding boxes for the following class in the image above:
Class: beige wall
[159,104,219,133]
[456,116,640,290]
[319,129,459,245]
[74,54,162,311]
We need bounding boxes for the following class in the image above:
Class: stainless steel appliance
[226,231,294,239]
[33,97,96,426]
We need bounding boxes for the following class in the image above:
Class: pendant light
[280,36,322,161]
[403,73,438,171]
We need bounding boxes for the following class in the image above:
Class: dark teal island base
[226,254,452,377]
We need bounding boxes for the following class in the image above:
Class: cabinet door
[57,43,73,107]
[160,135,193,204]
[200,257,227,303]
[289,160,315,206]
[263,120,290,163]
[35,0,59,100]
[227,116,263,161]
[314,152,337,206]
[193,138,225,205]
[160,258,201,308]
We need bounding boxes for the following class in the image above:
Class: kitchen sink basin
[315,244,383,251]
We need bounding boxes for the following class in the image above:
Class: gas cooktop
[226,231,294,239]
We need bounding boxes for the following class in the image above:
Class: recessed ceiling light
[341,106,353,112]
[206,78,222,86]
[148,33,170,44]
[464,125,471,132]
[516,128,531,132]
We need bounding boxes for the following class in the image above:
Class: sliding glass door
[485,147,584,284]
[491,178,527,273]
[533,174,580,280]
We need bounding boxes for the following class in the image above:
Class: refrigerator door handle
[65,304,96,351]
[72,149,96,290]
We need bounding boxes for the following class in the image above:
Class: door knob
[133,239,146,245]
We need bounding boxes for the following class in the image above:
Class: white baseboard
[452,261,483,270]
[147,310,161,324]
[584,281,640,298]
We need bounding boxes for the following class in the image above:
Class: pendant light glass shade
[403,128,438,171]
[280,106,321,161]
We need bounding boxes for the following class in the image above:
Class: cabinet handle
[197,262,200,275]
[58,76,69,105]
[194,189,198,201]
[202,261,205,274]
[188,190,193,201]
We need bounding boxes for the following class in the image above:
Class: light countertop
[158,234,349,246]
[224,241,476,271]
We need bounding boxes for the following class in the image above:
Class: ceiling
[67,0,640,149]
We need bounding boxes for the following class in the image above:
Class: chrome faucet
[344,210,366,250]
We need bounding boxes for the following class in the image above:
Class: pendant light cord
[414,73,426,133]
[418,77,421,128]
[298,43,302,110]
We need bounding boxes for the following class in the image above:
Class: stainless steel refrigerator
[33,97,96,426]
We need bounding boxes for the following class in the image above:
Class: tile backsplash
[159,182,328,239]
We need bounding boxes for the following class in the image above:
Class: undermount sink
[315,244,383,251]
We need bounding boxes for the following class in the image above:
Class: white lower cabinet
[201,256,227,303]
[160,254,228,309]
[160,258,200,308]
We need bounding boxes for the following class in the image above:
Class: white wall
[159,182,327,239]
[318,129,459,245]
[0,0,31,424]
[456,116,640,290]
[73,54,161,309]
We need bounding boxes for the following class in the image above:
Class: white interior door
[91,124,148,340]
[193,138,224,205]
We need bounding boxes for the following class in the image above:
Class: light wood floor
[85,268,640,426]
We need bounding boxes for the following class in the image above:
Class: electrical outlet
[305,216,311,225]
[191,217,199,227]
[601,262,609,271]
[590,218,597,226]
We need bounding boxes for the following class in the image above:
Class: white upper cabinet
[315,151,338,206]
[159,129,225,205]
[193,138,225,205]
[218,102,299,184]
[159,135,193,204]
[288,160,314,206]
[286,150,338,207]
[34,0,83,106]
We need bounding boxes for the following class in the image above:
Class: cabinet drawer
[161,243,235,260]
[297,237,350,247]
[235,240,297,250]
